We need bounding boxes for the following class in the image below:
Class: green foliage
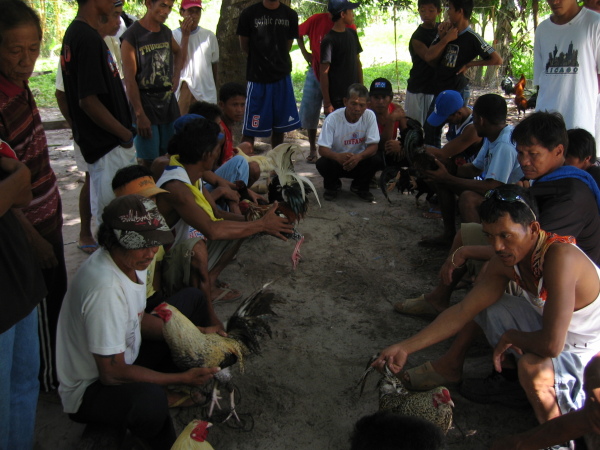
[29,72,57,107]
[509,39,534,80]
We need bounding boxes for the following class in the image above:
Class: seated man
[374,185,600,432]
[418,93,522,248]
[317,83,380,202]
[565,128,600,187]
[397,112,600,319]
[56,195,220,450]
[155,117,294,296]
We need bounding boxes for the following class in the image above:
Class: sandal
[422,208,442,219]
[393,294,439,319]
[213,287,243,303]
[401,361,459,391]
[77,243,98,255]
[306,153,318,164]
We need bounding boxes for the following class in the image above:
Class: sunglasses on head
[484,189,537,221]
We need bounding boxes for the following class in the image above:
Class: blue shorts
[299,68,323,130]
[134,122,175,161]
[243,75,300,137]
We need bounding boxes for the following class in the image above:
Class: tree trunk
[483,0,516,86]
[217,0,292,86]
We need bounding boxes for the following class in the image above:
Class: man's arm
[412,39,437,68]
[422,25,459,64]
[320,62,333,114]
[0,157,31,215]
[172,19,193,91]
[424,159,502,195]
[357,54,363,84]
[121,39,151,139]
[212,62,219,89]
[457,50,503,75]
[297,36,311,65]
[55,90,73,128]
[79,95,134,144]
[425,124,482,160]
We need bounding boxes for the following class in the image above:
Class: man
[565,128,600,187]
[173,0,219,114]
[56,0,124,254]
[422,0,502,146]
[61,0,137,224]
[237,0,300,149]
[417,93,522,248]
[367,78,407,157]
[374,184,600,433]
[56,195,220,449]
[316,83,380,202]
[155,117,294,299]
[320,0,362,114]
[217,82,253,163]
[297,2,357,162]
[533,0,600,148]
[121,0,191,167]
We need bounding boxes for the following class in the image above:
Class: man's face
[119,246,160,271]
[482,213,537,267]
[516,138,564,180]
[418,3,440,25]
[181,6,201,29]
[446,3,461,26]
[344,95,368,123]
[0,25,40,87]
[98,6,123,37]
[369,94,392,115]
[584,0,600,12]
[341,9,355,25]
[547,0,578,17]
[446,110,462,125]
[146,0,174,24]
[219,95,246,123]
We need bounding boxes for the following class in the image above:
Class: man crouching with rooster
[56,195,221,450]
[373,185,600,439]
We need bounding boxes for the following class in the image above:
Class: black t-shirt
[320,28,363,108]
[0,174,46,333]
[532,177,600,265]
[121,22,179,125]
[237,2,298,83]
[61,20,133,164]
[431,27,495,94]
[587,165,600,188]
[407,25,438,95]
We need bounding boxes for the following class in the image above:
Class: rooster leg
[291,235,304,270]
[207,383,223,417]
[223,389,241,423]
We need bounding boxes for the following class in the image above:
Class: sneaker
[350,185,374,202]
[459,370,530,408]
[324,189,337,201]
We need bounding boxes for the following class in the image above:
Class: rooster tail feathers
[270,143,296,179]
[357,354,379,396]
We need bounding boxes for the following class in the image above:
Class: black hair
[188,101,223,122]
[350,411,446,450]
[511,111,568,153]
[97,222,121,251]
[448,0,473,19]
[478,184,539,228]
[112,165,154,191]
[167,118,221,165]
[0,0,42,44]
[418,0,442,9]
[219,82,246,103]
[566,128,596,162]
[473,93,507,125]
[331,11,343,22]
[346,83,369,100]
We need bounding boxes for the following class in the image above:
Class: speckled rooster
[152,283,278,423]
[359,357,454,434]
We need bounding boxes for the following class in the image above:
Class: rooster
[152,283,278,423]
[358,357,454,434]
[500,75,515,95]
[171,420,214,450]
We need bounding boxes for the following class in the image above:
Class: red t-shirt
[298,13,357,80]
[376,103,401,140]
[220,119,235,165]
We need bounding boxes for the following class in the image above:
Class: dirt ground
[33,96,540,449]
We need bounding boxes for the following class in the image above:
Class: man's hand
[442,25,459,43]
[179,16,194,35]
[323,103,334,115]
[493,331,523,372]
[260,202,295,241]
[182,367,221,387]
[423,159,452,184]
[136,113,152,139]
[199,323,227,337]
[384,140,403,157]
[371,343,410,374]
[302,51,312,65]
[220,184,241,203]
[342,153,363,171]
[440,248,466,285]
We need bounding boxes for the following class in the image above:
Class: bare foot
[77,236,98,255]
[430,359,463,385]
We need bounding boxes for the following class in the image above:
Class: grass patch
[30,72,57,108]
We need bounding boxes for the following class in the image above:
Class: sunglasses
[484,189,537,221]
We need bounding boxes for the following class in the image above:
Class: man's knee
[458,190,484,216]
[190,240,208,270]
[518,353,555,390]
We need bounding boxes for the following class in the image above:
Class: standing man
[173,0,219,115]
[121,0,191,168]
[533,0,600,149]
[236,0,301,149]
[61,0,137,223]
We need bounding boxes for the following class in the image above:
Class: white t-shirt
[173,26,219,104]
[56,248,147,414]
[534,7,600,134]
[472,125,523,184]
[317,108,380,154]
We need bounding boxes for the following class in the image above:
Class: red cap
[181,0,201,9]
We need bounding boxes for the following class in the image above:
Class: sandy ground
[33,100,539,449]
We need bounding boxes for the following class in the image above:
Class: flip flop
[215,279,230,289]
[393,295,439,319]
[213,287,243,303]
[422,208,442,219]
[401,361,459,391]
[77,243,98,255]
[306,154,318,164]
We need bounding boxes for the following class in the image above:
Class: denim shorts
[134,122,175,161]
[299,68,323,130]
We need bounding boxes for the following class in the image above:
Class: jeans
[205,154,250,191]
[0,308,40,450]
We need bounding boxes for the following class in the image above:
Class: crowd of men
[2,0,600,447]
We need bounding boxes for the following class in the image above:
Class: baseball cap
[181,0,202,10]
[102,194,174,250]
[113,176,168,199]
[427,90,464,127]
[328,0,360,14]
[369,78,393,97]
[173,113,205,134]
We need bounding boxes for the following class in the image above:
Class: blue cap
[328,0,360,14]
[427,90,464,127]
[173,114,205,135]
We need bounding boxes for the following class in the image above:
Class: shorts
[299,68,322,130]
[205,155,249,192]
[474,293,587,413]
[460,222,489,277]
[404,91,434,128]
[243,75,300,137]
[134,122,175,161]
